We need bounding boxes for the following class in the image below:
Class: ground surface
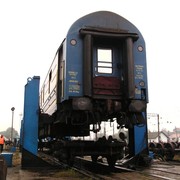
[6,150,87,180]
[6,150,180,180]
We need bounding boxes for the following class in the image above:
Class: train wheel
[67,157,74,166]
[106,155,117,168]
[91,155,98,163]
[149,142,156,149]
[156,142,165,159]
[164,143,175,161]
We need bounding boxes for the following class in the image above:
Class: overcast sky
[0,0,179,133]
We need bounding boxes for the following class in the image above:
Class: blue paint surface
[134,124,148,155]
[22,76,40,155]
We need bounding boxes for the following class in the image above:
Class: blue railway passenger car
[38,11,149,167]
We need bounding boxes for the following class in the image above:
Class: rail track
[39,152,180,180]
[73,156,180,179]
[141,160,180,180]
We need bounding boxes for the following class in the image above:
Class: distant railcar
[38,11,149,167]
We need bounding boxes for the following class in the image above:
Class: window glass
[97,49,112,73]
[48,70,52,93]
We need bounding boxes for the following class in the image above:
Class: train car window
[42,85,45,103]
[97,48,112,74]
[40,91,42,107]
[48,70,52,93]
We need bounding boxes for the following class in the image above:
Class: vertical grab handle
[83,34,92,96]
[126,37,135,99]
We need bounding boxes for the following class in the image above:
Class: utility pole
[11,107,15,142]
[147,113,160,143]
[157,114,160,143]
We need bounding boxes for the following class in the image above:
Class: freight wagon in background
[24,10,150,167]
